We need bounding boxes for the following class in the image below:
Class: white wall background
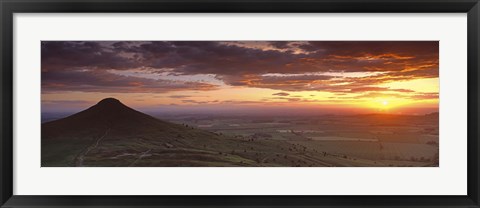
[13,13,467,195]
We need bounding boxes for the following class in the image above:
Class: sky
[41,41,439,115]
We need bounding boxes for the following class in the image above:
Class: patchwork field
[159,113,439,167]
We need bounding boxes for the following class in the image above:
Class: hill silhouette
[42,98,179,139]
[42,98,231,166]
[42,98,297,167]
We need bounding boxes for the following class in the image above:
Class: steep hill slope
[42,98,305,167]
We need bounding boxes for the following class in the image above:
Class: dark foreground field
[42,98,439,167]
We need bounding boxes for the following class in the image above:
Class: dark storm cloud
[41,41,438,93]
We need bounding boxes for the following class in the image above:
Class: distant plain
[42,100,438,167]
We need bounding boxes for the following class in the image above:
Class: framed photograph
[1,0,479,207]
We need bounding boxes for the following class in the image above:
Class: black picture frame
[1,0,479,207]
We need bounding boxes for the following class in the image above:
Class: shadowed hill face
[42,98,178,139]
[42,98,300,167]
[42,98,230,166]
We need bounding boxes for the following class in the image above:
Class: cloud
[268,41,291,49]
[181,99,207,104]
[350,87,390,93]
[42,70,218,93]
[42,100,92,105]
[411,92,439,100]
[168,95,192,99]
[42,41,438,94]
[272,92,290,96]
[181,99,220,105]
[350,87,415,93]
[218,73,336,91]
[348,92,438,100]
[41,41,141,71]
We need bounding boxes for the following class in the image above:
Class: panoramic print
[41,41,439,167]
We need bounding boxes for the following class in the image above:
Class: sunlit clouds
[41,41,439,114]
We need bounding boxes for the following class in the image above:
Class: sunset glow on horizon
[41,41,439,115]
